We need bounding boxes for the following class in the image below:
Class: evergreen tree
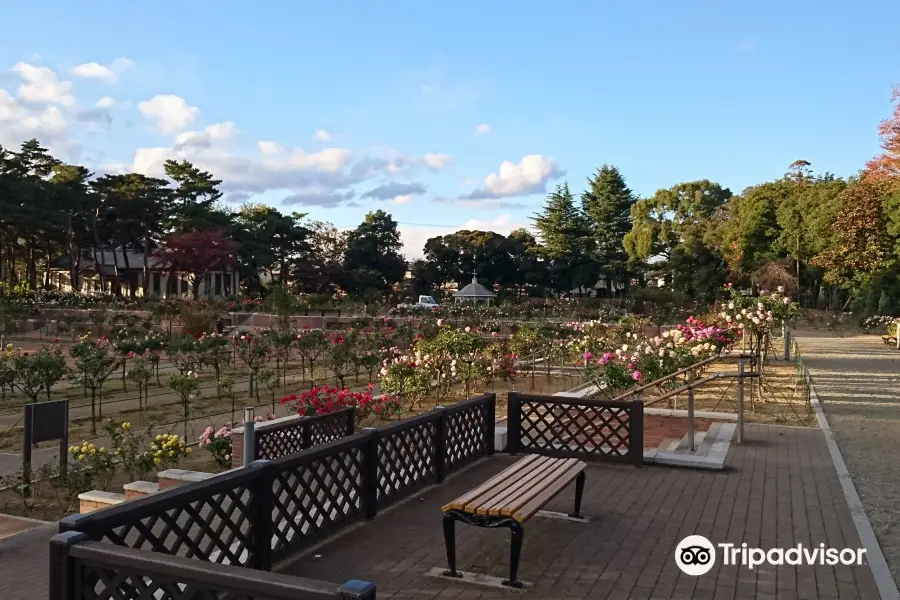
[532,183,593,293]
[581,165,635,289]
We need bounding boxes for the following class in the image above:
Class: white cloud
[313,129,332,142]
[137,94,199,134]
[73,58,134,83]
[95,96,116,108]
[0,89,69,148]
[392,194,414,205]
[361,181,426,201]
[475,123,491,135]
[463,154,562,200]
[174,121,238,149]
[12,63,75,106]
[399,214,528,259]
[258,141,284,155]
[73,63,115,82]
[423,152,454,170]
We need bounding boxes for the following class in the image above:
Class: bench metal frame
[441,470,586,588]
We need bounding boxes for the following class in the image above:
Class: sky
[2,0,899,258]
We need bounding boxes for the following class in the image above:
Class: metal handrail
[604,352,756,404]
[632,354,759,452]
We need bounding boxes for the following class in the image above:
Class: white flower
[741,308,748,315]
[621,344,629,352]
[464,326,471,333]
[783,297,790,305]
[728,302,735,310]
[777,286,785,293]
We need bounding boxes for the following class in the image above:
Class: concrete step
[674,429,708,453]
[657,437,683,453]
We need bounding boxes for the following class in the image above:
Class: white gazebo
[453,273,496,305]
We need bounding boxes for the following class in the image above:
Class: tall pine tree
[581,165,635,292]
[532,183,593,293]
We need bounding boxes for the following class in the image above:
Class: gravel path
[796,329,900,583]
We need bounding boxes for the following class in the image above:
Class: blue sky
[2,0,899,257]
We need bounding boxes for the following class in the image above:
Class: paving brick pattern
[0,523,56,600]
[281,424,881,599]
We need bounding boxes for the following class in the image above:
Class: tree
[581,165,635,289]
[422,230,517,289]
[812,179,893,292]
[164,159,224,232]
[91,173,174,297]
[532,183,593,293]
[626,180,731,298]
[343,210,406,295]
[865,85,900,182]
[153,231,238,298]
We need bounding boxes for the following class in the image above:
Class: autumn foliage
[865,85,900,183]
[152,230,237,296]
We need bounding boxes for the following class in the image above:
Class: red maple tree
[152,230,238,298]
[865,84,900,182]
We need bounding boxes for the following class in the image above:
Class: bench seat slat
[469,456,563,515]
[512,463,586,522]
[441,455,543,512]
[485,458,580,517]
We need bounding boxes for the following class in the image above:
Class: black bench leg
[442,513,462,578]
[502,523,525,588]
[569,471,586,519]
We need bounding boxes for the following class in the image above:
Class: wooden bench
[440,454,587,588]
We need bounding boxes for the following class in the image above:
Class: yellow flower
[89,449,96,455]
[88,443,95,451]
[169,451,175,457]
[99,447,105,453]
[156,434,163,441]
[185,448,192,455]
[153,457,161,464]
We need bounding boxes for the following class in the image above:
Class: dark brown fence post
[49,531,88,600]
[346,407,356,435]
[301,418,313,450]
[506,392,522,454]
[434,406,447,484]
[249,460,273,570]
[629,400,644,467]
[485,392,496,456]
[361,427,379,519]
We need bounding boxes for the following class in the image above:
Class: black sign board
[27,400,68,443]
[22,399,69,491]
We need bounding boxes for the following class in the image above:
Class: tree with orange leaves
[865,85,900,182]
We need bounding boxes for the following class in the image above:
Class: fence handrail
[603,352,756,403]
[55,392,497,599]
[56,533,367,600]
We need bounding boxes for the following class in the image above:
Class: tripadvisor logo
[675,535,867,576]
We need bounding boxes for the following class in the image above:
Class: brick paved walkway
[0,523,56,600]
[280,424,881,599]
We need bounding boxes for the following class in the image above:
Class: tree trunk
[91,208,108,293]
[121,245,135,298]
[143,235,151,297]
[28,245,37,289]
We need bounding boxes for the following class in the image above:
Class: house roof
[453,274,495,298]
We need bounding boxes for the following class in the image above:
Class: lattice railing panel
[269,446,364,557]
[256,427,305,461]
[377,422,436,505]
[255,409,352,461]
[519,400,634,460]
[445,404,487,473]
[308,411,350,447]
[78,562,257,600]
[98,486,254,566]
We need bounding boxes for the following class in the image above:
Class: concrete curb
[808,372,900,600]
